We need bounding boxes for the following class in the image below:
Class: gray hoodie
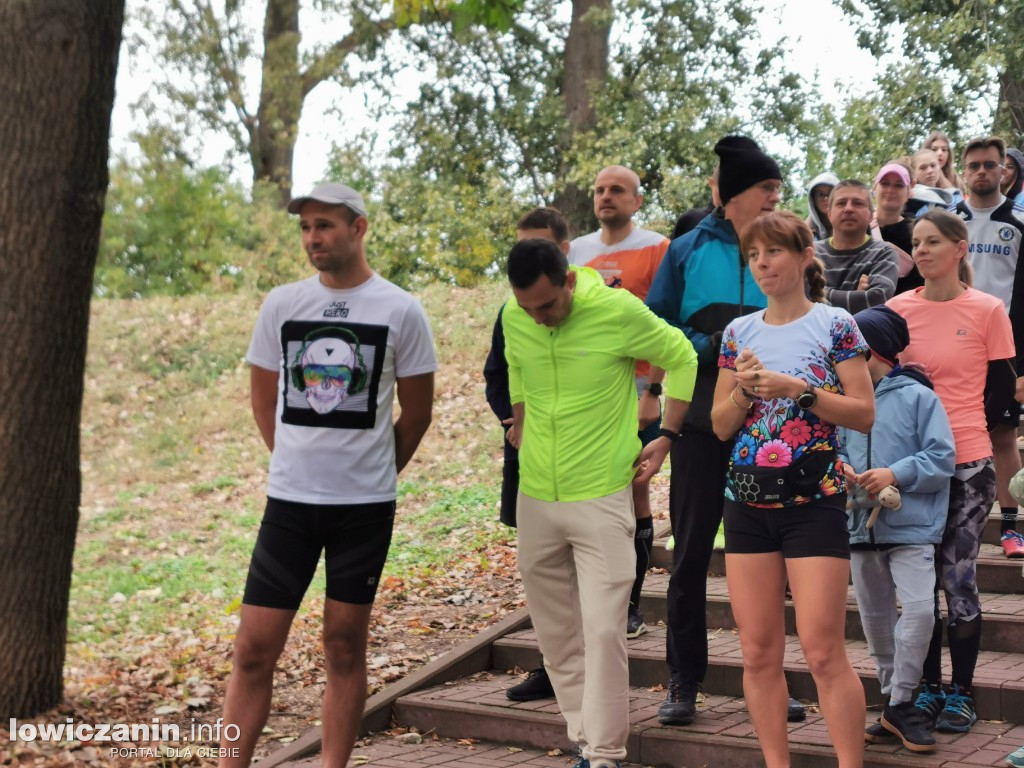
[805,171,840,241]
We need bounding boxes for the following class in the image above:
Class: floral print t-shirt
[718,302,868,507]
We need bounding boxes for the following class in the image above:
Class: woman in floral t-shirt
[710,211,875,768]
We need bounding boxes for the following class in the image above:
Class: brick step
[634,574,1024,654]
[651,541,1024,595]
[390,671,1024,768]
[491,625,1024,723]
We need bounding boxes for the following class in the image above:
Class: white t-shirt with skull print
[247,273,437,504]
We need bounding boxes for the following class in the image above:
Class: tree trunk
[552,0,611,236]
[0,0,123,717]
[252,0,303,206]
[994,70,1024,150]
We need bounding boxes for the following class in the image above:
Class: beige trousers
[516,487,636,765]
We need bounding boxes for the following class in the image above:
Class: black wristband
[658,427,681,442]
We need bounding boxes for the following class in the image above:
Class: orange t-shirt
[569,228,669,377]
[887,287,1015,463]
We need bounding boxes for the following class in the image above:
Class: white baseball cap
[287,182,368,217]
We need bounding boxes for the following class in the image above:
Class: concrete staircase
[268,515,1024,768]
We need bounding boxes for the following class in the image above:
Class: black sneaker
[787,696,806,722]
[865,719,895,744]
[881,701,936,752]
[913,682,946,729]
[935,685,976,733]
[506,667,554,701]
[657,679,699,725]
[626,606,647,639]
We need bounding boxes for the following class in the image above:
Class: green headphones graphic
[289,326,368,395]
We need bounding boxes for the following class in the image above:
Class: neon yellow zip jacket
[505,266,698,502]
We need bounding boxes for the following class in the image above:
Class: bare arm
[251,365,278,452]
[732,352,875,433]
[633,395,690,483]
[394,372,435,474]
[508,401,525,449]
[710,367,751,441]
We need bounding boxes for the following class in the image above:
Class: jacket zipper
[550,327,560,501]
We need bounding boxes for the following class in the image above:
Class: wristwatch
[796,384,818,410]
[645,382,663,397]
[658,427,680,442]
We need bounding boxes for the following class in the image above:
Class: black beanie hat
[715,135,783,205]
[852,306,909,367]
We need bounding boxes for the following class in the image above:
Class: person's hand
[857,273,870,291]
[633,437,671,484]
[507,422,521,449]
[857,467,896,495]
[501,417,513,425]
[638,391,660,429]
[734,354,803,401]
[842,462,858,484]
[1015,375,1024,404]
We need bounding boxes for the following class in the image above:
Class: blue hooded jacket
[839,368,955,546]
[646,210,767,433]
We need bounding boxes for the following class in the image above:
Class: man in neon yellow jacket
[503,238,697,768]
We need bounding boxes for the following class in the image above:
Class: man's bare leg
[320,598,375,767]
[219,604,296,766]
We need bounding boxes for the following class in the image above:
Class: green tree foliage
[98,128,308,297]
[98,130,255,297]
[838,0,1024,149]
[382,0,815,238]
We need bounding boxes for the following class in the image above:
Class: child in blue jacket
[839,306,956,753]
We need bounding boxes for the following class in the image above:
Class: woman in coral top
[887,210,1015,733]
[711,211,875,768]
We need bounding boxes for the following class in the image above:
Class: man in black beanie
[646,136,807,725]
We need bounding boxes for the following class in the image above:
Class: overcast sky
[109,0,898,192]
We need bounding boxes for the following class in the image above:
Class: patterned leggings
[922,457,995,689]
[938,458,996,625]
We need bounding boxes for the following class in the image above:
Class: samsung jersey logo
[969,243,1013,256]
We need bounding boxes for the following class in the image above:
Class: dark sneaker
[881,701,936,752]
[589,762,622,768]
[506,667,554,701]
[913,682,946,728]
[626,607,648,639]
[865,719,896,744]
[570,753,589,768]
[935,685,976,733]
[657,679,699,725]
[787,696,806,723]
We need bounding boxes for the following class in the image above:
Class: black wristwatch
[796,384,818,410]
[645,382,663,397]
[658,427,680,442]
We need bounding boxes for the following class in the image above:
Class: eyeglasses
[302,364,353,387]
[965,160,1004,172]
[758,181,783,195]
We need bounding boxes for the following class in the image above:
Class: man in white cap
[217,183,437,767]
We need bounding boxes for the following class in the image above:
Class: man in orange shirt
[570,165,670,638]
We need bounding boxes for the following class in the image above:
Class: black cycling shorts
[723,495,849,559]
[242,496,396,609]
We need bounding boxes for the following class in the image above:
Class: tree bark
[0,0,123,717]
[551,0,611,236]
[994,70,1024,150]
[253,0,302,206]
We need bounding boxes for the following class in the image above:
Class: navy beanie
[853,306,909,367]
[715,135,783,205]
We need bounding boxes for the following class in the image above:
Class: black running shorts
[242,496,396,609]
[723,495,849,559]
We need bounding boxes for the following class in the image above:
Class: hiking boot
[626,606,648,639]
[865,719,895,744]
[935,684,977,733]
[787,696,806,722]
[881,701,936,752]
[1001,530,1024,558]
[1007,745,1024,768]
[913,682,946,728]
[657,679,699,725]
[506,667,554,701]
